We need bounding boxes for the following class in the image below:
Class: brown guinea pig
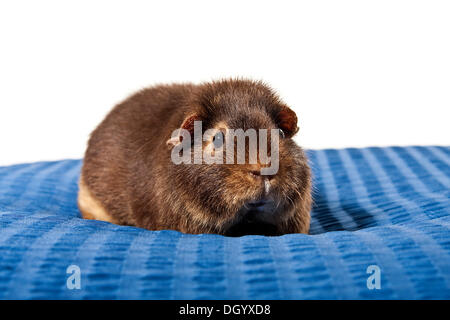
[78,79,311,236]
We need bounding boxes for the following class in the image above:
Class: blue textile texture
[0,146,449,299]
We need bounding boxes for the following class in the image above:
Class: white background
[0,1,449,166]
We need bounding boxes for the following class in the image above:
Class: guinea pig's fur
[78,79,311,236]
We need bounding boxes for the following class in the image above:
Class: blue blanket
[0,146,449,299]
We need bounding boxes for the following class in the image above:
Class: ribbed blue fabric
[0,146,449,299]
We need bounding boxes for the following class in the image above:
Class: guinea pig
[78,79,311,236]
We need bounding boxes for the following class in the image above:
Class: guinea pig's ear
[276,106,299,138]
[180,113,201,137]
[166,113,202,148]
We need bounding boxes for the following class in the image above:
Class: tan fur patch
[78,178,118,224]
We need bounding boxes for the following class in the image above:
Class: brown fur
[79,79,312,235]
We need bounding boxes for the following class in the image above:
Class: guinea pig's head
[166,79,310,236]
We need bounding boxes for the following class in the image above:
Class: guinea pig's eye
[213,131,224,148]
[278,128,286,139]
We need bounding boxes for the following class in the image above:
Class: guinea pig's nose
[249,170,275,180]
